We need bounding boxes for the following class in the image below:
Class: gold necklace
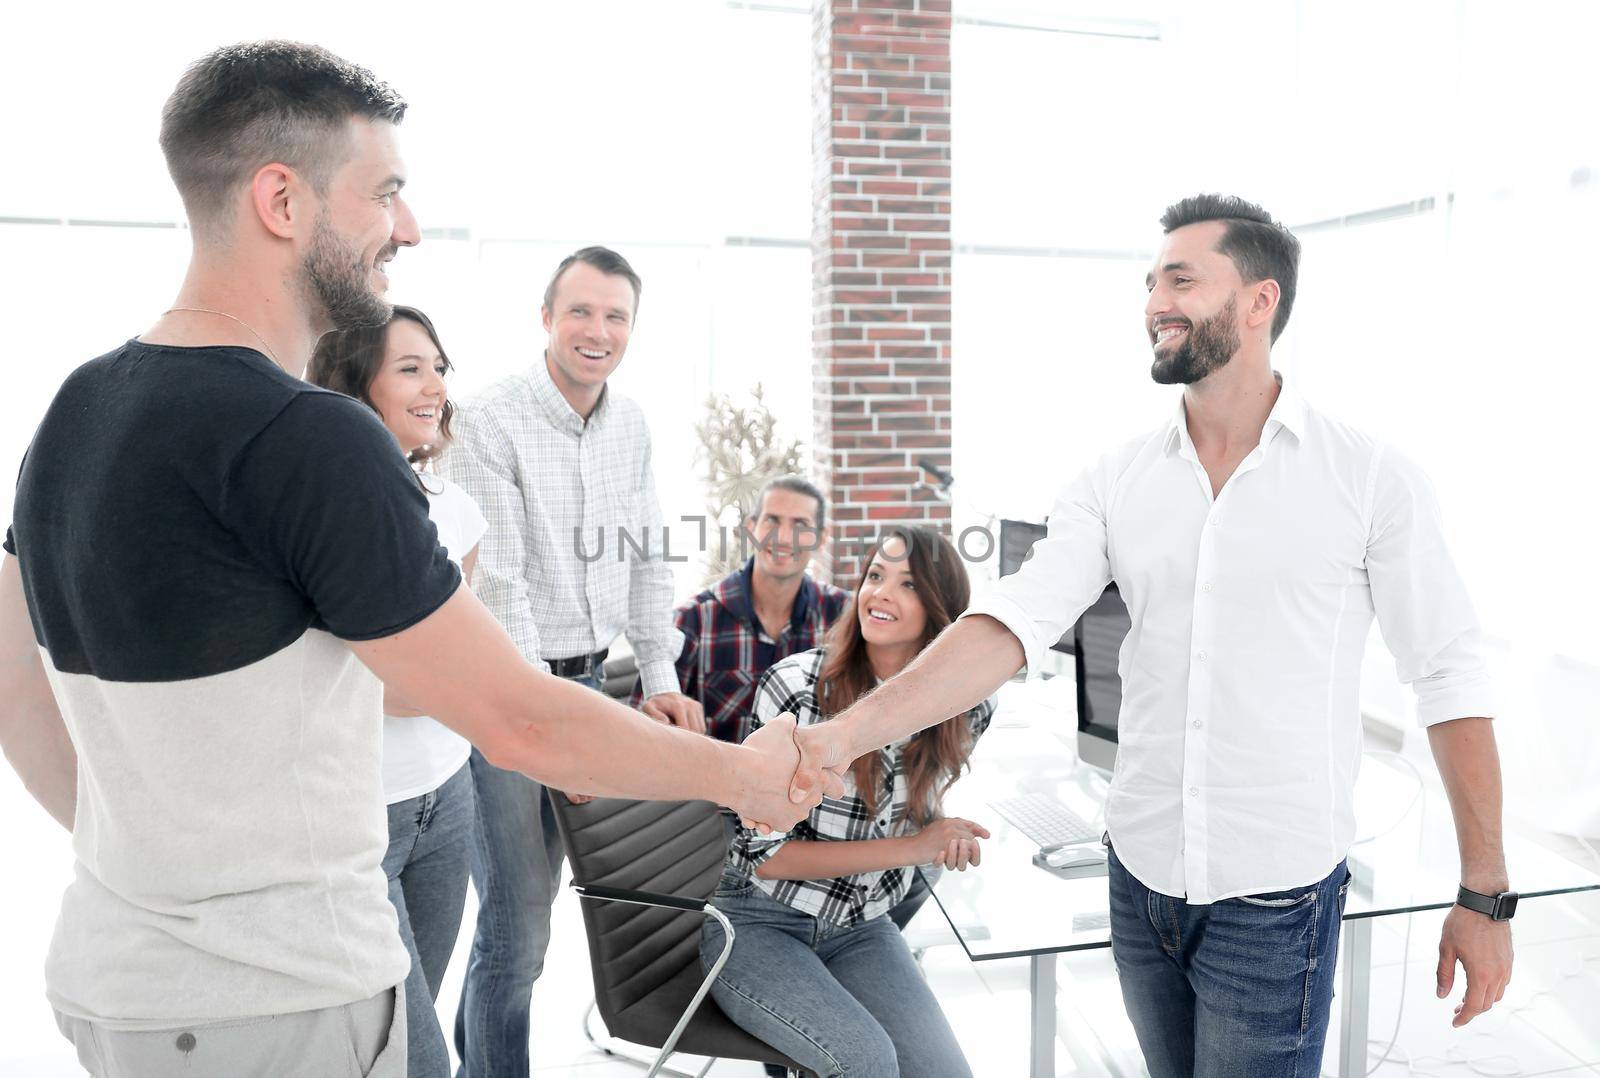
[164,307,281,365]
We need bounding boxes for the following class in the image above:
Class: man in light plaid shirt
[442,246,705,1078]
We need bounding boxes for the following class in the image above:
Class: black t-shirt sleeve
[6,449,27,556]
[222,392,461,640]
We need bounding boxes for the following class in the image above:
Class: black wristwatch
[1456,884,1519,921]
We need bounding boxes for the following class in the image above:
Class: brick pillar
[810,0,952,588]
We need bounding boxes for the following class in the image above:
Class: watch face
[1496,892,1519,920]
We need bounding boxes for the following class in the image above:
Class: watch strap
[1456,884,1518,921]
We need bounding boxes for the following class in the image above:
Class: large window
[7,1,1598,797]
[952,0,1600,833]
[3,0,815,596]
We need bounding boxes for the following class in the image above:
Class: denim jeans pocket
[713,869,755,900]
[1237,886,1319,909]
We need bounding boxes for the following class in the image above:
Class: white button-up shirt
[442,361,683,699]
[966,379,1494,903]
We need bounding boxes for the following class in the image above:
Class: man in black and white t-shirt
[0,42,825,1077]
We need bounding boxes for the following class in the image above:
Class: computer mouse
[1043,845,1107,870]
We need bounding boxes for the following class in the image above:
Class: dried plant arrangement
[693,384,805,584]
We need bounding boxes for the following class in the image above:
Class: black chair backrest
[548,795,730,1030]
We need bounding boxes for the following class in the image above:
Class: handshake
[728,712,855,834]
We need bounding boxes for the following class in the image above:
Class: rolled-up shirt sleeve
[962,462,1114,678]
[1365,446,1495,726]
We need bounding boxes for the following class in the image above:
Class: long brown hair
[819,526,975,826]
[306,305,456,480]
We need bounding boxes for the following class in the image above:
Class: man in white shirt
[442,247,708,1077]
[786,194,1514,1076]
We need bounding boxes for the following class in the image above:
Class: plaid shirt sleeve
[441,407,549,672]
[623,426,684,699]
[970,694,997,739]
[675,601,704,703]
[821,584,851,630]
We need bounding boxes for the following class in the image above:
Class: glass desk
[926,681,1600,1077]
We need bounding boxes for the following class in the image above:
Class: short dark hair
[542,246,643,316]
[306,305,455,478]
[1160,194,1301,343]
[160,41,407,236]
[755,475,828,530]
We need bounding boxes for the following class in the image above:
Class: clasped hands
[912,816,989,870]
[733,713,856,834]
[562,710,857,820]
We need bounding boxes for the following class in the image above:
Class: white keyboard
[989,793,1099,850]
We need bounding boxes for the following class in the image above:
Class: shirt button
[1210,515,1221,526]
[1193,719,1203,729]
[1197,650,1208,662]
[1202,582,1213,593]
[1188,786,1199,797]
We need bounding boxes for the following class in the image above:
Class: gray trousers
[55,985,405,1077]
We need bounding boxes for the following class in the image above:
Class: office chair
[547,792,804,1078]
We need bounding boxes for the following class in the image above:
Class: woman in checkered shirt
[701,526,993,1077]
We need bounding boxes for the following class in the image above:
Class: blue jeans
[702,871,973,1078]
[383,762,475,1078]
[454,671,601,1078]
[758,870,938,1076]
[1106,845,1351,1078]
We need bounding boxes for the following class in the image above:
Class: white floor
[4,769,1599,1077]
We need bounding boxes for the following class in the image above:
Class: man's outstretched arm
[784,462,1111,803]
[0,554,75,830]
[349,584,831,830]
[789,614,1025,798]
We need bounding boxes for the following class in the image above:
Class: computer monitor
[1072,584,1129,773]
[996,519,1130,773]
[996,520,1072,655]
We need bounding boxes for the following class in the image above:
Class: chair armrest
[570,879,736,1074]
[572,882,708,913]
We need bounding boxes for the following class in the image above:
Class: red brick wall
[811,0,952,587]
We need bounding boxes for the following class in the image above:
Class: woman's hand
[911,817,990,871]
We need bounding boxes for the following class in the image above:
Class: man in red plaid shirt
[637,476,849,742]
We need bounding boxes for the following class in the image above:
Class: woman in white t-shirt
[309,305,486,1078]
